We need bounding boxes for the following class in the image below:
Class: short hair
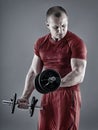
[46,6,68,19]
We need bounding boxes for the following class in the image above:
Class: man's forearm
[60,70,85,87]
[21,71,35,99]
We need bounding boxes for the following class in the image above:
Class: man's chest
[39,42,72,63]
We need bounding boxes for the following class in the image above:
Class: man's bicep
[71,58,87,73]
[30,54,43,75]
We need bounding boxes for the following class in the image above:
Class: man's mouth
[56,34,63,39]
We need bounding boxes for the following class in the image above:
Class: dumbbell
[34,69,61,94]
[2,93,42,117]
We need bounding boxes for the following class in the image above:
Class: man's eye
[62,25,65,28]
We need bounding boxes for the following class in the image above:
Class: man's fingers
[17,103,29,109]
[17,98,29,109]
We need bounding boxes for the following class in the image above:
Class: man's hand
[17,98,29,109]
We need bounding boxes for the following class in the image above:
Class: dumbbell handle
[2,100,13,105]
[2,100,43,110]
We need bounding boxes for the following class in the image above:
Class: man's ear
[45,21,49,28]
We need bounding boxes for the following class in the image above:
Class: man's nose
[57,27,62,34]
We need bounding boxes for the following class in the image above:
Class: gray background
[0,0,98,130]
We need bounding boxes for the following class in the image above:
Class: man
[18,6,87,130]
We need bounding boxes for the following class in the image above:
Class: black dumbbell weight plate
[30,96,38,117]
[34,74,49,94]
[11,93,17,114]
[39,69,61,92]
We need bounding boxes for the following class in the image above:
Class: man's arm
[21,54,43,99]
[60,58,87,87]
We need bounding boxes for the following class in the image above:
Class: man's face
[46,13,68,41]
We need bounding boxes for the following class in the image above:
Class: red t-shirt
[34,31,87,78]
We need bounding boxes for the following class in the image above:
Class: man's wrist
[21,93,31,100]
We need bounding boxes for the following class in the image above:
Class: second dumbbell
[2,93,43,117]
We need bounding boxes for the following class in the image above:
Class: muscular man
[18,6,87,130]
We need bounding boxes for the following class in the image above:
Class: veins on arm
[61,58,87,87]
[21,54,43,99]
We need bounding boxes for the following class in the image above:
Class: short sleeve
[33,35,49,57]
[71,39,87,60]
[34,39,40,57]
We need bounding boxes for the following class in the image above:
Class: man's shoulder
[67,31,82,42]
[34,34,50,49]
[37,34,50,43]
[67,31,87,52]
